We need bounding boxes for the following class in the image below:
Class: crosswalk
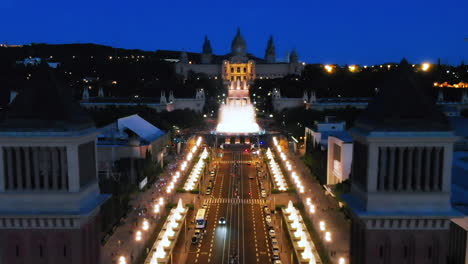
[204,197,266,205]
[218,161,253,164]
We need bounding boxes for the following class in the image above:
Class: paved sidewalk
[100,152,192,264]
[289,153,350,264]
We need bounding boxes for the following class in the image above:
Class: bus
[195,208,207,229]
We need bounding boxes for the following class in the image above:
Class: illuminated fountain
[216,80,261,134]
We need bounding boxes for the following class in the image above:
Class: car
[194,229,202,238]
[271,238,279,246]
[269,229,276,238]
[249,175,254,179]
[273,260,282,264]
[264,207,270,215]
[202,204,209,209]
[265,215,272,223]
[272,246,280,254]
[219,217,226,224]
[191,236,199,244]
[272,253,280,260]
[247,162,251,165]
[261,191,267,198]
[205,189,211,195]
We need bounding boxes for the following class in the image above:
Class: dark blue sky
[2,0,467,65]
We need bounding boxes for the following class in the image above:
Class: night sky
[2,0,467,65]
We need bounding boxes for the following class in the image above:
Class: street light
[339,257,346,264]
[119,256,126,264]
[135,230,142,241]
[319,221,326,231]
[325,231,331,242]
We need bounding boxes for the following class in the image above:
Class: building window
[231,67,234,73]
[244,67,247,73]
[403,246,408,259]
[16,245,20,257]
[237,67,240,73]
[39,245,43,258]
[63,245,67,257]
[428,246,432,259]
[379,246,383,259]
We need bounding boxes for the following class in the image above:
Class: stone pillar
[378,147,387,190]
[60,147,68,190]
[42,148,50,189]
[51,147,59,190]
[23,147,31,190]
[0,147,4,191]
[433,147,441,190]
[367,144,380,192]
[415,147,422,191]
[424,147,432,191]
[15,147,23,190]
[6,147,14,190]
[442,144,453,192]
[33,147,40,190]
[406,147,414,191]
[67,145,80,192]
[388,147,395,191]
[397,147,404,191]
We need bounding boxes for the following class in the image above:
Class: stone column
[433,147,441,190]
[397,147,404,191]
[0,148,5,191]
[388,147,395,191]
[378,147,387,190]
[23,147,31,190]
[60,147,68,190]
[406,147,414,191]
[42,148,50,189]
[67,145,80,192]
[6,148,14,190]
[33,147,40,190]
[424,147,432,191]
[415,147,422,191]
[367,144,380,192]
[15,147,23,190]
[51,147,59,190]
[442,144,453,192]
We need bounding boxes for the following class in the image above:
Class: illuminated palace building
[175,28,304,82]
[191,29,303,144]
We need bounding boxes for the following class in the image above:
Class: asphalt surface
[185,147,273,264]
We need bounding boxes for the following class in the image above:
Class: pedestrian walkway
[204,197,266,205]
[288,153,350,263]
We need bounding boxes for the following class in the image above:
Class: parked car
[272,253,280,260]
[264,207,270,215]
[271,238,279,246]
[273,260,282,264]
[272,246,280,254]
[265,215,272,223]
[269,229,276,238]
[191,236,199,244]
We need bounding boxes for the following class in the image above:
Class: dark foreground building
[0,64,109,264]
[344,59,462,264]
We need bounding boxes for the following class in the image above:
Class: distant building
[304,116,347,151]
[449,151,468,264]
[174,28,304,82]
[80,88,206,113]
[271,89,468,113]
[96,114,169,178]
[344,60,461,264]
[327,133,353,185]
[16,57,60,68]
[0,64,108,264]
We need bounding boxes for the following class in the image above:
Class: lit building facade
[0,65,109,264]
[175,28,304,82]
[344,60,462,264]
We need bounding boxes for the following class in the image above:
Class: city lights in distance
[421,62,431,71]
